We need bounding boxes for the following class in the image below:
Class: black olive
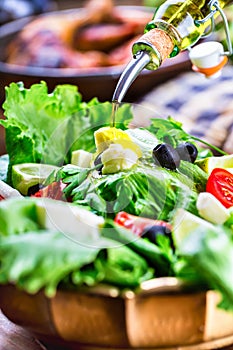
[176,142,198,163]
[94,153,103,173]
[152,143,180,170]
[142,224,174,249]
[27,183,42,196]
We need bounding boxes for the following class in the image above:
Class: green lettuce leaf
[58,163,199,220]
[0,197,40,236]
[0,231,154,297]
[1,82,133,183]
[2,82,81,167]
[175,226,233,311]
[147,117,225,156]
[102,220,175,277]
[69,101,133,154]
[0,196,153,296]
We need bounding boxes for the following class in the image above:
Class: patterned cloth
[137,64,233,153]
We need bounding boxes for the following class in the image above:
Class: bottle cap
[189,41,228,79]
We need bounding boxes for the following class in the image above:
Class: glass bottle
[112,0,233,105]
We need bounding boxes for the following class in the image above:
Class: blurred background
[0,0,192,103]
[0,0,149,24]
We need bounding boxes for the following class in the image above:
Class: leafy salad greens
[0,198,154,297]
[1,81,132,182]
[0,82,233,313]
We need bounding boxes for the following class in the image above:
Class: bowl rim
[60,277,193,299]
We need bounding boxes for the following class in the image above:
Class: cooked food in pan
[4,0,152,69]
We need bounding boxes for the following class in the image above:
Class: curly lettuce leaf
[1,82,133,183]
[2,82,81,166]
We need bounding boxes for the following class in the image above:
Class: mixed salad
[0,81,233,312]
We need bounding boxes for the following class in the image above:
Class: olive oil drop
[110,101,119,127]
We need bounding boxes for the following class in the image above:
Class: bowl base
[41,334,233,350]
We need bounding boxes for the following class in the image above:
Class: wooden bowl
[1,278,233,349]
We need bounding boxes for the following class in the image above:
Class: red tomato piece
[206,168,233,208]
[114,211,172,236]
[0,194,4,201]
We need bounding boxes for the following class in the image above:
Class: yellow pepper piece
[94,126,142,157]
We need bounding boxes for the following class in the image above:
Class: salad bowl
[0,81,233,350]
[1,280,233,349]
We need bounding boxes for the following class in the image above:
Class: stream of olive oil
[110,100,120,127]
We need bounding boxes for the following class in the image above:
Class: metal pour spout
[112,51,151,104]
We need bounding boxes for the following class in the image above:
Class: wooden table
[0,310,46,350]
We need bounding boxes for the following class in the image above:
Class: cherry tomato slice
[114,211,172,236]
[206,168,233,208]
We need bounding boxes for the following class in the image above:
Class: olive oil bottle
[112,0,233,106]
[143,0,233,61]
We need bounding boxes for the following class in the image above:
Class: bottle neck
[146,1,209,56]
[132,25,175,70]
